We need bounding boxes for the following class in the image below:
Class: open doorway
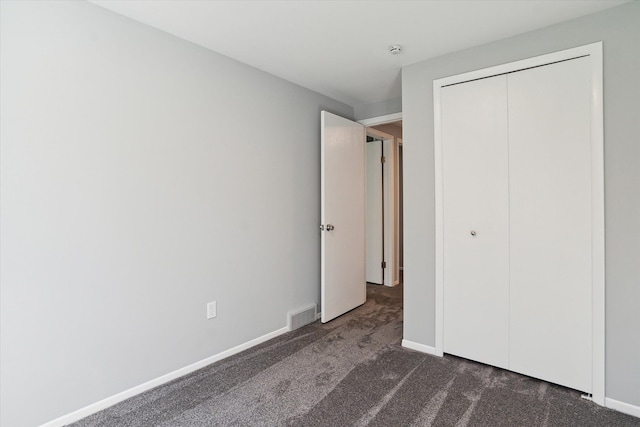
[320,111,402,323]
[364,120,403,287]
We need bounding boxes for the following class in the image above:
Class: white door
[321,111,366,323]
[382,138,394,287]
[366,139,383,284]
[441,75,511,369]
[508,57,592,391]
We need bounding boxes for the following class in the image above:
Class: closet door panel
[508,57,592,392]
[442,75,510,369]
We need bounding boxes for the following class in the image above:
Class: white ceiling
[89,0,627,108]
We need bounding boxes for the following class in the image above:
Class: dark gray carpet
[72,284,639,426]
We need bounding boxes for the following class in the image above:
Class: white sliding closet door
[442,75,510,369]
[508,57,592,391]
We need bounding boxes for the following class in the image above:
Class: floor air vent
[287,304,317,331]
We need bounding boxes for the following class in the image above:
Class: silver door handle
[470,230,477,237]
[326,224,335,231]
[320,225,325,231]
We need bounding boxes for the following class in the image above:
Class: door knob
[326,224,335,231]
[470,230,477,237]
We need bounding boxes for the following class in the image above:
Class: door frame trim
[433,42,604,404]
[359,112,402,127]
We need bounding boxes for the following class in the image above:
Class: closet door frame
[433,42,604,404]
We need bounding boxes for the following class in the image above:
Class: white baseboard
[399,344,639,419]
[606,397,640,418]
[40,326,290,427]
[402,339,438,356]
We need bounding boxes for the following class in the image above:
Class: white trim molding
[402,339,437,356]
[39,327,290,427]
[358,112,402,127]
[433,42,605,404]
[605,398,640,418]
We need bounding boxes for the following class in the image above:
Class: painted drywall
[355,96,402,121]
[371,123,403,140]
[0,1,352,426]
[400,1,639,407]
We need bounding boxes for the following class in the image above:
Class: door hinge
[381,261,387,269]
[381,156,386,164]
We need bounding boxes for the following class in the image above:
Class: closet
[435,45,604,397]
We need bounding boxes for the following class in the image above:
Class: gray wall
[401,1,640,407]
[355,97,402,121]
[0,2,352,426]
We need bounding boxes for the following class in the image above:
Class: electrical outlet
[207,301,217,319]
